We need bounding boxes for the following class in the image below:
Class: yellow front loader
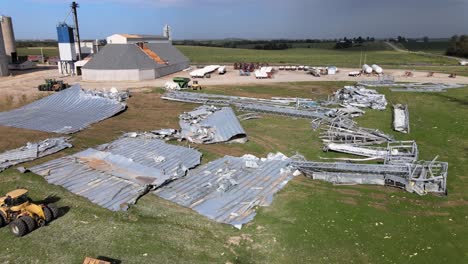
[0,189,59,237]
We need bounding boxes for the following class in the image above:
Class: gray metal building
[82,42,190,81]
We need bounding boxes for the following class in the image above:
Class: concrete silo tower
[0,16,17,63]
[0,25,9,76]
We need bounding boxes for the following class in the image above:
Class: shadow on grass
[96,256,122,264]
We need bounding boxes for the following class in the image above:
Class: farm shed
[82,40,189,81]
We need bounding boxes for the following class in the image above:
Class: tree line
[446,35,468,58]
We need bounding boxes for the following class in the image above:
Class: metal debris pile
[388,83,464,92]
[155,152,299,229]
[358,79,464,92]
[0,84,127,134]
[320,118,393,145]
[0,137,72,172]
[293,158,447,196]
[162,91,316,106]
[179,105,247,144]
[323,141,418,164]
[29,136,202,211]
[83,87,131,102]
[332,86,388,110]
[393,104,410,133]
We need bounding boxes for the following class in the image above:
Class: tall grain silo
[0,16,17,63]
[56,22,76,75]
[0,26,10,77]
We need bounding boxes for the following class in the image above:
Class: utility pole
[71,1,82,60]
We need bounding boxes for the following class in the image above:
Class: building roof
[115,34,168,40]
[83,43,189,70]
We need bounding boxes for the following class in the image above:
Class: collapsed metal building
[0,85,127,134]
[179,105,247,144]
[293,159,448,196]
[155,153,298,228]
[0,137,72,172]
[29,135,202,211]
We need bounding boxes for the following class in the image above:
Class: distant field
[17,47,59,57]
[176,44,458,67]
[401,41,449,55]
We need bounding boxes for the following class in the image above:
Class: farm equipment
[239,70,250,76]
[191,80,202,90]
[449,73,457,78]
[404,71,414,77]
[172,77,191,89]
[0,189,59,237]
[38,79,70,92]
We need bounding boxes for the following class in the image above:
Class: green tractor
[38,79,70,92]
[172,77,191,89]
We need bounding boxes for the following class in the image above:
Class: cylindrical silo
[0,16,17,63]
[371,64,383,74]
[362,64,372,74]
[0,26,10,76]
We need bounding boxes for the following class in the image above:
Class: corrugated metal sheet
[0,85,126,134]
[97,137,202,176]
[155,153,295,228]
[238,104,329,120]
[29,137,202,211]
[0,137,72,172]
[30,156,146,211]
[179,106,246,144]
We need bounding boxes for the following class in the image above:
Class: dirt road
[1,66,467,98]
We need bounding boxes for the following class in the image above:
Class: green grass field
[0,82,467,263]
[16,47,59,57]
[401,41,449,55]
[176,44,458,67]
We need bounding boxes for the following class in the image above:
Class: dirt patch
[340,197,358,206]
[439,200,468,207]
[335,188,362,197]
[368,202,388,211]
[227,234,253,246]
[370,193,387,200]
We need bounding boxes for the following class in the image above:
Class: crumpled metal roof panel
[0,85,126,134]
[179,106,246,144]
[97,137,202,175]
[155,154,295,228]
[0,137,72,172]
[30,156,146,211]
[29,137,202,211]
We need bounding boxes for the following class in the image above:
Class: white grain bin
[362,64,372,74]
[371,64,383,74]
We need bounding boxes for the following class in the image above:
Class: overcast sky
[1,0,467,40]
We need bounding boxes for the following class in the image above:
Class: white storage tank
[0,16,16,63]
[0,26,9,76]
[371,64,383,74]
[362,64,372,74]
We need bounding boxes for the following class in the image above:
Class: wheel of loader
[0,212,6,227]
[43,207,54,223]
[21,216,36,232]
[9,219,28,237]
[47,203,59,219]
